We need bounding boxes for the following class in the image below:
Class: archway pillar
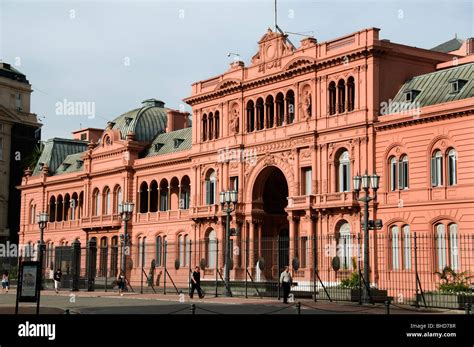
[288,213,299,269]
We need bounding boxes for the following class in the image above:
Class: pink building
[19,28,474,303]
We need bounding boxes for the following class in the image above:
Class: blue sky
[1,0,472,140]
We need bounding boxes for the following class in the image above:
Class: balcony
[191,204,220,218]
[81,214,122,230]
[135,209,190,223]
[312,192,358,209]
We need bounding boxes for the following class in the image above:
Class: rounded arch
[245,156,294,202]
[282,56,315,71]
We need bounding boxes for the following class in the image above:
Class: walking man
[117,271,125,296]
[53,269,62,294]
[280,266,293,304]
[190,266,204,299]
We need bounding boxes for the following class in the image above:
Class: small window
[80,133,87,141]
[301,167,312,195]
[404,89,420,102]
[230,176,239,192]
[154,143,164,151]
[448,149,457,186]
[431,150,443,187]
[125,117,133,125]
[174,139,184,149]
[15,93,22,111]
[449,79,467,94]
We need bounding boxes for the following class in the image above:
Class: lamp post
[219,190,238,297]
[118,201,134,283]
[36,212,48,314]
[353,172,380,304]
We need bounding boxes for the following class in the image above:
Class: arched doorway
[251,166,289,279]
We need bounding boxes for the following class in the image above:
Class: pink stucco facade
[18,28,474,297]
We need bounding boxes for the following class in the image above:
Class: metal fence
[3,233,473,309]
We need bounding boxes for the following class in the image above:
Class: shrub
[435,267,473,294]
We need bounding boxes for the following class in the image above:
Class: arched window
[202,114,208,141]
[110,236,118,277]
[276,93,285,126]
[56,195,64,222]
[256,98,264,130]
[29,202,36,224]
[246,100,255,132]
[431,150,443,187]
[114,186,122,213]
[391,225,400,270]
[205,170,216,205]
[337,222,352,270]
[92,189,100,216]
[328,82,336,115]
[149,181,158,212]
[214,111,220,139]
[99,237,108,276]
[449,223,459,270]
[156,236,162,267]
[104,187,111,215]
[402,225,411,270]
[389,156,397,191]
[206,229,217,268]
[448,149,457,186]
[49,196,56,222]
[337,79,346,113]
[138,236,147,268]
[178,234,184,268]
[436,223,446,270]
[159,179,169,211]
[399,155,409,189]
[266,95,274,128]
[184,234,190,267]
[338,150,350,192]
[347,76,355,111]
[180,176,191,209]
[139,182,148,213]
[63,194,70,221]
[286,90,295,124]
[208,112,214,140]
[71,192,78,220]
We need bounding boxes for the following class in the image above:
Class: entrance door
[278,228,289,269]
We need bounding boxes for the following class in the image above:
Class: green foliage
[435,266,473,294]
[339,257,361,289]
[21,141,44,172]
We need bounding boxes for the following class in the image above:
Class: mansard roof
[32,138,88,176]
[387,62,473,113]
[431,37,464,53]
[144,127,192,157]
[110,100,168,142]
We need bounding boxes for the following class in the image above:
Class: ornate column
[249,221,256,269]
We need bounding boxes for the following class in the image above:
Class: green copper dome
[111,99,168,142]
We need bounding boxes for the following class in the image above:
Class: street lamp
[36,211,48,314]
[353,172,380,304]
[220,190,238,297]
[118,201,134,283]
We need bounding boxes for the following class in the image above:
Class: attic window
[62,163,71,170]
[125,117,133,125]
[404,89,420,102]
[76,160,83,169]
[80,133,87,141]
[174,139,184,149]
[154,143,164,151]
[449,79,467,94]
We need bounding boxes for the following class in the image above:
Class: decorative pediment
[283,56,315,71]
[250,28,295,70]
[214,79,241,91]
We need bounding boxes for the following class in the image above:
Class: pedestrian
[189,266,204,299]
[53,269,62,294]
[280,266,293,304]
[1,271,9,294]
[117,271,125,296]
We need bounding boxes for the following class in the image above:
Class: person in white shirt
[279,266,293,304]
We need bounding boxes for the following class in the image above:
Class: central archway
[251,166,289,279]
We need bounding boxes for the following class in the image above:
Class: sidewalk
[35,289,462,315]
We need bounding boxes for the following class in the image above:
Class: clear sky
[1,0,472,140]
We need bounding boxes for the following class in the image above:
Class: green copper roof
[33,138,88,176]
[111,101,168,142]
[54,152,85,175]
[386,63,473,114]
[144,127,192,157]
[431,37,464,53]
